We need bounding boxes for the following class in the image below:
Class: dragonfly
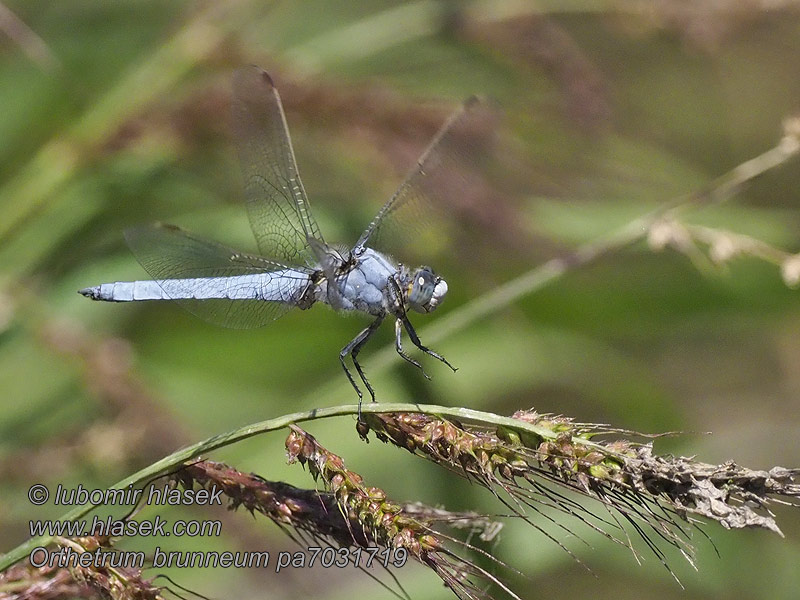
[81,65,486,410]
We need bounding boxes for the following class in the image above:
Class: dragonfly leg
[400,315,457,372]
[340,316,384,419]
[394,318,430,379]
[350,316,384,402]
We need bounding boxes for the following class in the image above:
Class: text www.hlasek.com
[29,515,221,538]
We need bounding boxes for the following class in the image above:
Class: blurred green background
[2,1,800,598]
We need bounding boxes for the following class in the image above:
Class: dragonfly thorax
[316,247,397,316]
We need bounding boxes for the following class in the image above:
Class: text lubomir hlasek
[51,484,222,506]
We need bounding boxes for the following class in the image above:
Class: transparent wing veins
[232,65,323,267]
[355,96,485,254]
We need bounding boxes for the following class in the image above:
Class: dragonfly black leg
[340,315,384,419]
[400,315,457,372]
[394,318,430,379]
[350,316,385,402]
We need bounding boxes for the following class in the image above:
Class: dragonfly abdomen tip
[78,286,100,300]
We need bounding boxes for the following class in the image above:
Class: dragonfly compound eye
[408,268,446,313]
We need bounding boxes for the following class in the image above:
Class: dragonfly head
[407,267,448,314]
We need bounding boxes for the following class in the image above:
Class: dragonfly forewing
[355,96,495,261]
[232,65,323,267]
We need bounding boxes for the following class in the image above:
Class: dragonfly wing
[231,65,323,267]
[355,97,495,259]
[124,223,315,329]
